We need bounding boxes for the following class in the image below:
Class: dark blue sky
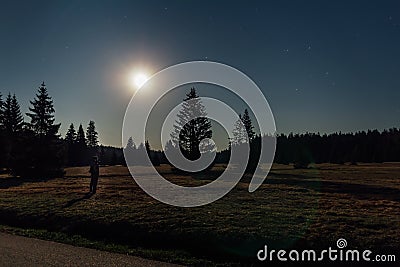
[1,0,399,147]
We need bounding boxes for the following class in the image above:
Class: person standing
[89,156,100,194]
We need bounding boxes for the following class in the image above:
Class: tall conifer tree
[86,120,98,148]
[65,123,77,145]
[26,82,60,137]
[3,93,23,134]
[170,88,212,160]
[241,109,255,141]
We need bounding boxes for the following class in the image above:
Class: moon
[132,73,149,89]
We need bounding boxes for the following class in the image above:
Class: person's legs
[89,176,94,193]
[92,176,98,193]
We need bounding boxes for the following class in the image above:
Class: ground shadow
[65,174,130,178]
[267,174,400,201]
[269,171,319,180]
[0,176,57,189]
[63,193,93,208]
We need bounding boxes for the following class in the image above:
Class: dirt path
[0,232,182,267]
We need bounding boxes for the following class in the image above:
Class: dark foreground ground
[0,232,180,267]
[0,163,399,266]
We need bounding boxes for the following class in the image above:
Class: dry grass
[0,163,399,265]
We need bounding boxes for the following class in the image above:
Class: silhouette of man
[89,156,100,194]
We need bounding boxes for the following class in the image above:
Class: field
[0,163,399,265]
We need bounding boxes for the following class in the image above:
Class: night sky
[1,0,399,147]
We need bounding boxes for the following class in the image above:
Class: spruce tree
[75,124,87,165]
[241,109,255,141]
[26,82,60,137]
[0,92,5,167]
[65,123,77,145]
[0,92,3,129]
[124,136,136,166]
[65,123,77,166]
[170,88,212,160]
[2,93,24,170]
[76,124,87,147]
[17,82,65,177]
[86,120,98,148]
[145,140,150,152]
[232,114,248,145]
[126,137,135,150]
[3,93,23,134]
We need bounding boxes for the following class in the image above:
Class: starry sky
[1,0,399,147]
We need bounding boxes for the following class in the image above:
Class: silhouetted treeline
[140,128,400,169]
[214,129,400,168]
[0,83,65,177]
[124,138,160,166]
[64,122,124,166]
[0,83,121,177]
[2,84,400,178]
[274,129,400,166]
[98,145,125,166]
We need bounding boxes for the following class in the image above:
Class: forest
[1,84,400,177]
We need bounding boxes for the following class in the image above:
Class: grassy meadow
[0,163,399,265]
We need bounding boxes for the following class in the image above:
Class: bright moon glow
[132,73,149,88]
